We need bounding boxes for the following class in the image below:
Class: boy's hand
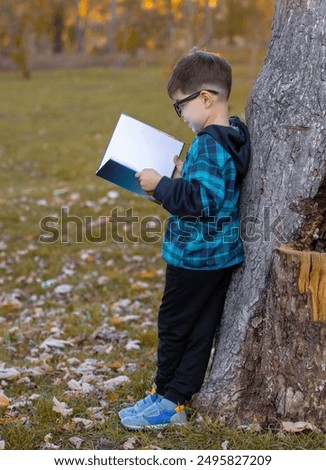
[135,169,162,193]
[173,155,183,179]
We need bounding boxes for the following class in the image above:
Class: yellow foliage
[142,0,203,14]
[142,0,156,10]
[78,0,88,18]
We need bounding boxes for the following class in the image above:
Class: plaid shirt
[153,129,246,270]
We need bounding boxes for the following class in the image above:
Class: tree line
[0,0,273,77]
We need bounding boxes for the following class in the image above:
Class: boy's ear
[200,90,213,107]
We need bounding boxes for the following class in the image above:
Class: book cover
[96,114,184,200]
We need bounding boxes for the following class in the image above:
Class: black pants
[154,264,235,405]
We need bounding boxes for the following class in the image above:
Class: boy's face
[173,89,213,134]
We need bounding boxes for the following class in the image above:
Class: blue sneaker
[121,398,187,430]
[118,388,162,420]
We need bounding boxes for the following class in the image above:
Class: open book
[96,114,184,200]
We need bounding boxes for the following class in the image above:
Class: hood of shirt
[198,116,251,181]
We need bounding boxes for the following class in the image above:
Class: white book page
[98,114,184,176]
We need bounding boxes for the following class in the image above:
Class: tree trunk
[75,0,87,53]
[8,14,31,79]
[52,6,65,54]
[196,0,326,430]
[106,0,117,53]
[183,0,195,49]
[203,0,213,46]
[166,0,175,51]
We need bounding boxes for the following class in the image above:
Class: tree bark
[196,0,326,430]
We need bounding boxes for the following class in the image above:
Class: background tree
[0,0,274,72]
[75,0,88,53]
[196,0,326,429]
[0,1,31,78]
[52,0,66,53]
[106,0,117,53]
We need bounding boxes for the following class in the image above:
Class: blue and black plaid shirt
[153,119,250,270]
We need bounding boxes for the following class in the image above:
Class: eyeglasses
[173,89,219,117]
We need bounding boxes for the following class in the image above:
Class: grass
[0,62,325,451]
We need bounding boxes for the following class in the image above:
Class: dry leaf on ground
[281,421,319,433]
[52,397,73,416]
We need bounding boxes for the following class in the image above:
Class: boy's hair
[167,50,232,100]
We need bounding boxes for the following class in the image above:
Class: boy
[119,50,250,430]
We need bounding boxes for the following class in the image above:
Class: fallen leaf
[221,440,229,450]
[122,437,137,450]
[44,433,53,443]
[8,398,32,410]
[72,417,93,430]
[106,359,124,370]
[107,190,119,200]
[140,445,162,450]
[139,271,156,280]
[42,433,60,449]
[125,339,141,351]
[281,421,319,433]
[25,366,49,377]
[41,279,57,289]
[52,397,73,416]
[87,407,105,422]
[103,375,130,391]
[0,292,23,309]
[112,315,140,325]
[131,281,149,291]
[106,391,118,403]
[0,414,21,425]
[62,421,76,431]
[69,437,84,449]
[67,379,94,394]
[0,392,9,407]
[54,284,73,295]
[24,234,35,241]
[80,250,96,262]
[29,394,41,401]
[40,337,73,349]
[112,298,131,313]
[0,366,21,380]
[97,276,110,286]
[43,443,61,450]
